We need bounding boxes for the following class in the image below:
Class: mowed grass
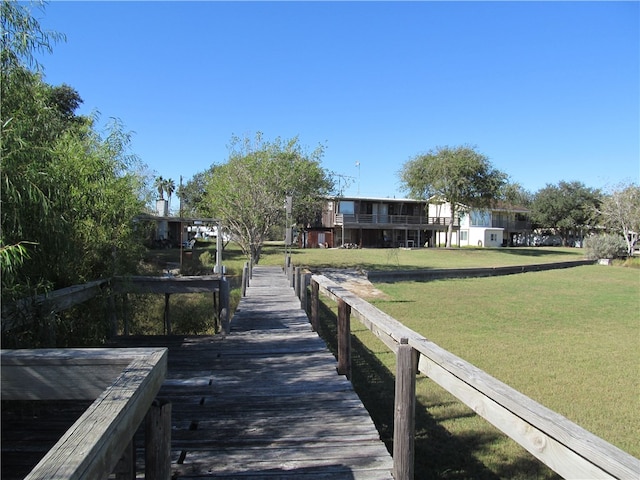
[369,266,639,458]
[260,243,586,271]
[147,243,639,475]
[258,245,639,476]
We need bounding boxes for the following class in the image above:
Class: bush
[584,234,627,260]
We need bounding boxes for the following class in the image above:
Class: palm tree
[154,176,165,200]
[165,178,176,211]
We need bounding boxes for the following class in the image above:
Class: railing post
[114,440,135,479]
[145,398,172,480]
[301,272,311,312]
[163,293,171,335]
[310,279,319,331]
[294,267,301,299]
[337,298,351,379]
[241,262,248,297]
[393,338,416,480]
[108,293,118,338]
[219,277,230,334]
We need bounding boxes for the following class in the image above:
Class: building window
[490,233,498,242]
[460,231,468,241]
[471,210,491,227]
[339,201,354,215]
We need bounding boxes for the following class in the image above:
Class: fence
[1,275,231,338]
[284,261,640,480]
[1,347,169,479]
[1,274,230,479]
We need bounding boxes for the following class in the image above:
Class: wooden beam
[112,275,222,295]
[1,280,109,331]
[393,339,416,480]
[311,272,640,479]
[337,298,351,379]
[0,348,168,480]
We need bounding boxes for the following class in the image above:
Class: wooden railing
[285,264,640,480]
[1,275,230,479]
[1,347,169,479]
[336,213,459,227]
[1,275,231,337]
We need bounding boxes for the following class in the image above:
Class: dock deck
[123,265,393,479]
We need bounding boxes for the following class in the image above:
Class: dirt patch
[318,269,389,300]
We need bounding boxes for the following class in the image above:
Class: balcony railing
[491,220,531,230]
[335,213,459,227]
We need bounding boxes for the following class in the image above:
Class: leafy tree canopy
[597,181,640,256]
[1,0,148,306]
[399,145,507,247]
[202,133,334,263]
[530,181,600,245]
[178,167,216,217]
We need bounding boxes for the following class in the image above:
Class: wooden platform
[119,265,394,479]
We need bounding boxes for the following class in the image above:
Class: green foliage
[583,234,627,260]
[598,182,640,256]
[399,145,507,247]
[199,250,215,270]
[178,167,215,216]
[531,181,601,244]
[1,1,150,345]
[202,132,334,263]
[1,0,65,73]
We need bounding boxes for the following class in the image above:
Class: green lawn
[259,243,587,271]
[259,245,638,477]
[145,243,639,477]
[371,266,640,458]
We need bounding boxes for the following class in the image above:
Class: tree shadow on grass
[315,300,561,480]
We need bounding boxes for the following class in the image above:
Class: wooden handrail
[2,275,231,337]
[1,348,169,479]
[307,273,640,480]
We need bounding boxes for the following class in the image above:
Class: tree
[530,181,600,246]
[202,133,334,264]
[154,176,165,200]
[502,181,533,208]
[179,168,215,217]
[164,178,176,211]
[597,182,640,256]
[1,0,149,347]
[1,0,65,73]
[399,145,507,247]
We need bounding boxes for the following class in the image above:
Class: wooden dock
[120,265,394,479]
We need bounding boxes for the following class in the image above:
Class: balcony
[491,219,531,231]
[335,213,459,228]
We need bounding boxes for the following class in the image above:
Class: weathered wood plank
[1,280,109,331]
[9,348,168,480]
[311,273,640,480]
[2,267,393,479]
[122,266,393,479]
[112,275,222,294]
[415,340,640,479]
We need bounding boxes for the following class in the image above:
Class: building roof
[135,214,221,223]
[330,195,427,204]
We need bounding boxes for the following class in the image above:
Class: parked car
[533,234,562,246]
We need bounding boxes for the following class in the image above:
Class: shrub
[584,234,627,260]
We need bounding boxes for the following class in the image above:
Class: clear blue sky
[35,1,639,199]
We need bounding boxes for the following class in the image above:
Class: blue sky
[34,1,639,199]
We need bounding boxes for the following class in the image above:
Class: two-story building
[428,201,531,247]
[304,196,458,248]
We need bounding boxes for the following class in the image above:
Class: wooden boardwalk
[121,265,394,479]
